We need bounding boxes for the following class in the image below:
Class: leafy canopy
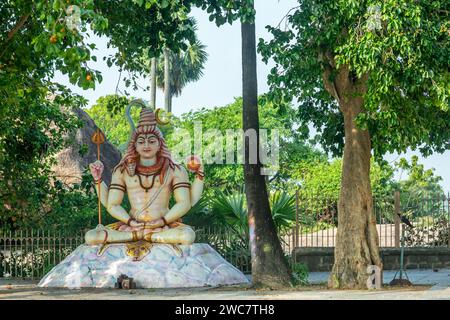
[0,0,108,228]
[94,0,255,91]
[258,0,449,159]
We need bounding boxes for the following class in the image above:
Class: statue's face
[135,133,160,159]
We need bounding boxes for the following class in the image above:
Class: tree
[95,3,208,112]
[94,0,199,93]
[154,32,208,112]
[89,94,321,191]
[396,156,445,197]
[259,1,449,288]
[241,2,292,288]
[395,156,445,222]
[86,95,135,152]
[150,57,157,107]
[291,159,396,200]
[164,47,171,112]
[177,96,320,191]
[0,0,107,228]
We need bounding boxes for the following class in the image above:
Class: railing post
[394,190,401,248]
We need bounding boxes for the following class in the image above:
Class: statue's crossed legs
[85,222,196,246]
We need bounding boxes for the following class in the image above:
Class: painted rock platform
[38,243,249,289]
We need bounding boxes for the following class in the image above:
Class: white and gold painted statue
[38,99,250,288]
[85,100,204,259]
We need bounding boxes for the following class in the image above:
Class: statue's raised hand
[186,155,204,179]
[89,160,104,182]
[186,155,204,173]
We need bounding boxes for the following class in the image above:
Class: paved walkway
[0,269,448,300]
[308,268,450,286]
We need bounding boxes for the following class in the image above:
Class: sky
[53,0,450,191]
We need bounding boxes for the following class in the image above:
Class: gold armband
[109,183,126,192]
[172,182,191,191]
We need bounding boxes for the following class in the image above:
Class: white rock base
[38,243,249,289]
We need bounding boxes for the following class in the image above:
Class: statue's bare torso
[124,169,174,222]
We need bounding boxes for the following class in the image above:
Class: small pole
[97,143,101,224]
[399,225,405,280]
[390,210,412,286]
[91,128,105,225]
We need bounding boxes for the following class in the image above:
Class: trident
[91,128,105,225]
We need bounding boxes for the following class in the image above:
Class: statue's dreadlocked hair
[114,109,179,183]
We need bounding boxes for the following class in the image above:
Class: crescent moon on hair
[155,108,171,125]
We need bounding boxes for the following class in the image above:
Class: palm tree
[156,23,208,112]
[150,57,157,108]
[241,5,292,288]
[163,47,171,112]
[141,19,207,112]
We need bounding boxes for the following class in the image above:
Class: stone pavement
[308,268,450,287]
[0,269,449,300]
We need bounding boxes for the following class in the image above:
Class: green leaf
[160,0,169,9]
[52,0,60,11]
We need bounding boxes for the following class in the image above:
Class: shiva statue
[84,100,204,260]
[37,99,249,288]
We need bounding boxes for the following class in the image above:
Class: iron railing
[1,191,448,280]
[0,227,254,279]
[286,191,450,248]
[0,228,297,279]
[0,229,85,279]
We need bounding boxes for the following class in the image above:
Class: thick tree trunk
[164,48,171,112]
[328,95,382,289]
[320,58,381,289]
[150,57,157,108]
[241,20,292,289]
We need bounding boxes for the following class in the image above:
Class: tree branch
[276,6,301,31]
[5,13,30,44]
[319,51,341,103]
[1,13,31,59]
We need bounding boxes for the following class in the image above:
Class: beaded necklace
[136,172,160,193]
[135,158,164,193]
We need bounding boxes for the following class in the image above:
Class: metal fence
[195,227,297,274]
[0,226,297,279]
[1,191,448,280]
[0,227,253,279]
[0,229,85,279]
[282,191,450,248]
[195,226,252,274]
